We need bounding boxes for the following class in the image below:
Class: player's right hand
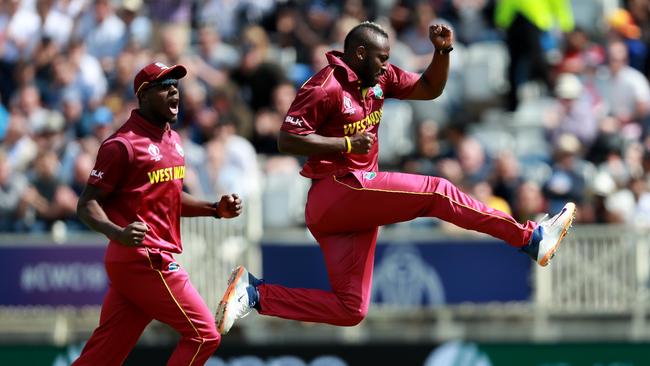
[118,221,149,247]
[349,131,375,154]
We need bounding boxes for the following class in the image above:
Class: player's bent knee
[203,335,221,352]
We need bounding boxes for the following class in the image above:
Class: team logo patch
[175,142,184,157]
[343,95,355,114]
[168,262,180,272]
[148,144,162,161]
[364,172,377,180]
[372,85,383,99]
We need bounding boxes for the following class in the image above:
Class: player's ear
[356,46,366,61]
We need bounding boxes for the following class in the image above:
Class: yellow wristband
[344,136,352,154]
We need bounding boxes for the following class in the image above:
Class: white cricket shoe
[215,265,259,334]
[522,202,576,266]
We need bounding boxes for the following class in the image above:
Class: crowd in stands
[1,0,650,233]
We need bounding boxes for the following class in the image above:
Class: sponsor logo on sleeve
[90,169,104,179]
[284,115,303,127]
[148,144,162,161]
[168,262,180,272]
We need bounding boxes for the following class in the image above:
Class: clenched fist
[349,131,375,154]
[429,24,454,51]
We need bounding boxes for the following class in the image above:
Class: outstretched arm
[181,192,242,219]
[406,24,454,100]
[77,184,148,246]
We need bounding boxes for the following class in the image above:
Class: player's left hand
[429,24,454,51]
[215,193,242,219]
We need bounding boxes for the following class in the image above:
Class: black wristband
[437,46,453,55]
[212,202,221,219]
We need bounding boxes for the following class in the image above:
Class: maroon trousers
[258,171,536,326]
[73,247,220,366]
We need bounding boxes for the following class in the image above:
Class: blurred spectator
[36,0,74,50]
[595,40,650,139]
[211,83,254,140]
[194,24,239,72]
[495,0,575,111]
[472,180,512,215]
[543,133,588,214]
[605,175,650,226]
[12,84,48,134]
[193,119,260,200]
[457,136,491,185]
[451,0,500,44]
[607,8,647,72]
[490,150,524,210]
[68,39,109,107]
[514,180,546,222]
[400,0,451,71]
[250,81,296,155]
[0,148,28,231]
[0,0,41,63]
[231,25,287,112]
[556,27,606,76]
[545,72,599,150]
[18,150,77,232]
[117,0,152,51]
[3,112,37,172]
[75,0,127,71]
[402,119,442,176]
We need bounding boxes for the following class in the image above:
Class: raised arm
[406,24,454,100]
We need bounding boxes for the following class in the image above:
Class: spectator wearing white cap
[545,72,599,150]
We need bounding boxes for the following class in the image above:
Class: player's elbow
[338,309,367,326]
[277,131,296,154]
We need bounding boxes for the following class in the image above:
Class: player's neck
[136,109,169,129]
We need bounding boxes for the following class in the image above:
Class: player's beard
[359,58,379,87]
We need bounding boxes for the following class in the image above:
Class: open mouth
[168,99,179,115]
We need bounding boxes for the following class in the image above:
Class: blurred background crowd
[0,0,649,234]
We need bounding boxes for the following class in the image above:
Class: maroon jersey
[281,50,420,179]
[88,110,186,254]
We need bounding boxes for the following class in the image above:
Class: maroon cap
[134,62,187,95]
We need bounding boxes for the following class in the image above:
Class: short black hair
[343,21,389,53]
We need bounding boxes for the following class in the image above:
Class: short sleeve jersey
[88,110,186,254]
[281,50,420,179]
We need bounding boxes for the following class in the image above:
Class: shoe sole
[215,265,245,334]
[539,203,576,266]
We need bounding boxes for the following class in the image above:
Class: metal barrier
[534,225,650,314]
[180,191,263,310]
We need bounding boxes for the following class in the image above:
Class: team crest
[175,142,184,157]
[148,144,162,161]
[364,172,377,180]
[372,85,383,99]
[343,95,355,114]
[168,262,180,272]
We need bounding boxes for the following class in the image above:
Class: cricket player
[72,62,242,365]
[216,22,575,333]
